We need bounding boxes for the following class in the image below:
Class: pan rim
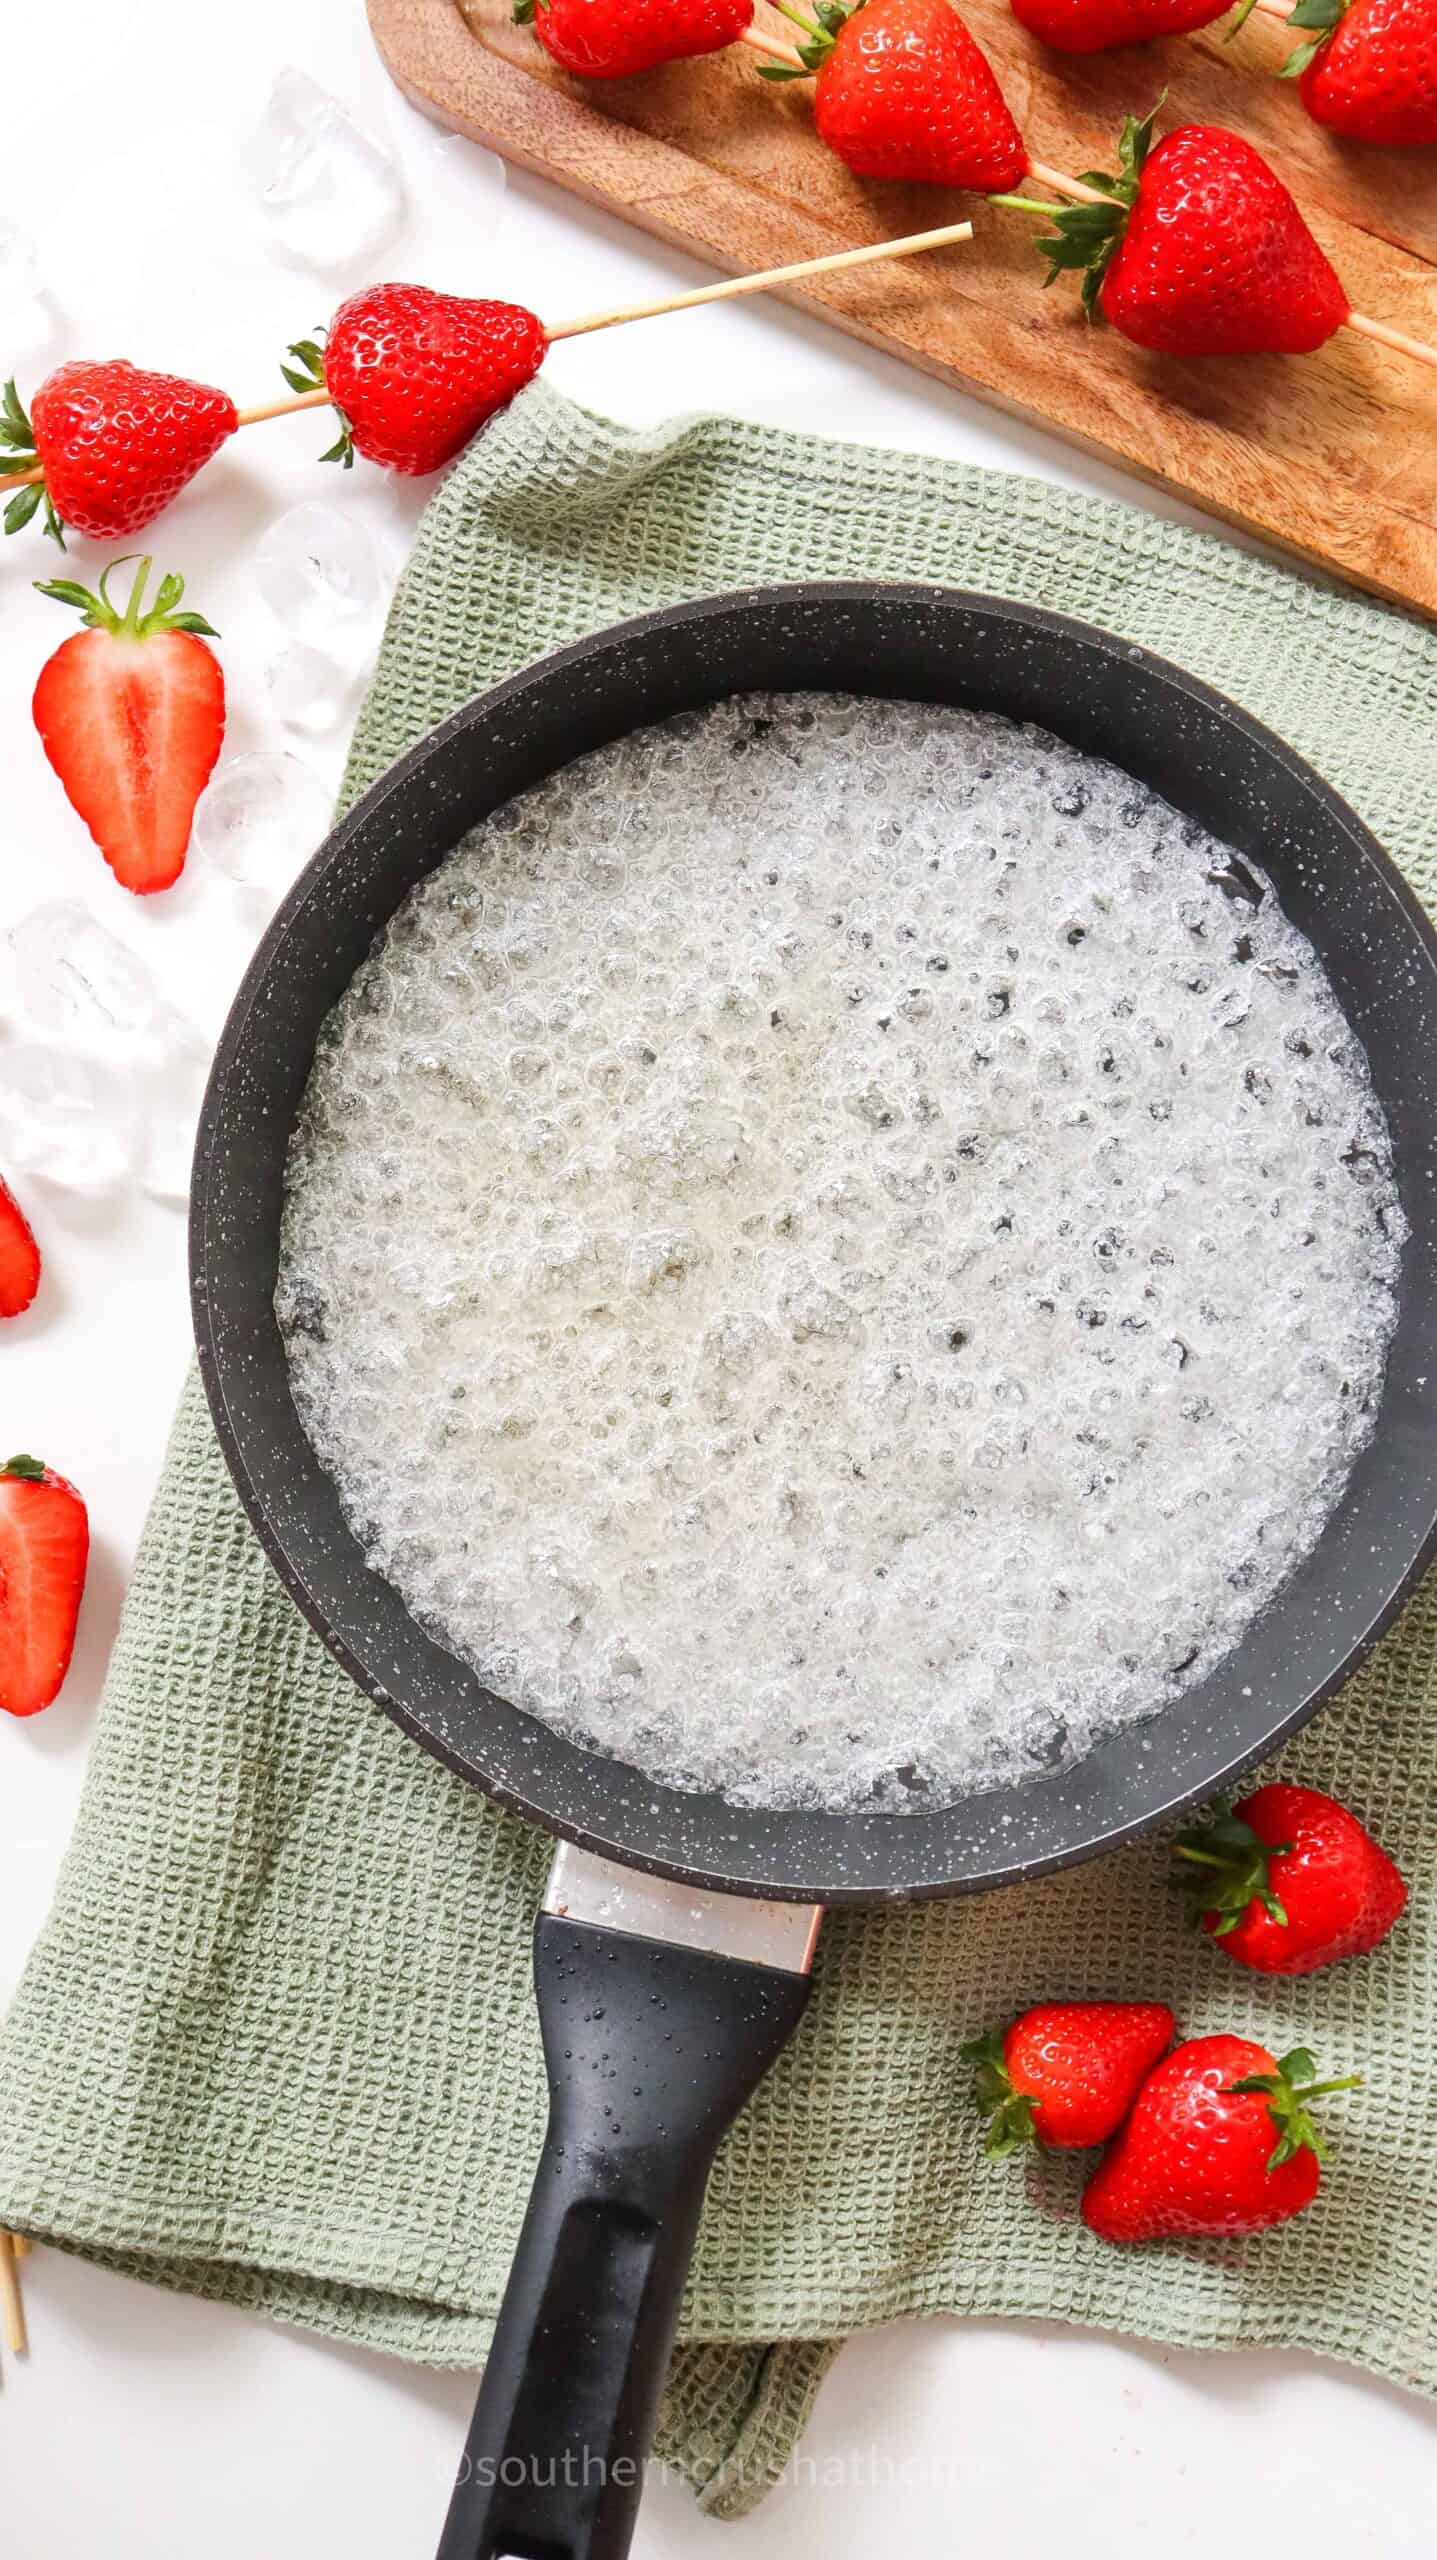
[191,579,1437,1906]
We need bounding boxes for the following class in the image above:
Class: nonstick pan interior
[191,584,1437,1906]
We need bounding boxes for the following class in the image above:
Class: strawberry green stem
[771,0,826,34]
[989,196,1069,217]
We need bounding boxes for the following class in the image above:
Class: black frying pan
[191,585,1437,2560]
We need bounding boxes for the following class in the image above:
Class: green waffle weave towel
[2,383,1435,2519]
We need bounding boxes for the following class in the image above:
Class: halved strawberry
[32,554,225,895]
[0,1178,41,1318]
[0,1454,89,1718]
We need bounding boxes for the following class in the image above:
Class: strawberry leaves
[1172,1795,1292,1934]
[0,379,64,546]
[1274,0,1347,76]
[35,553,219,641]
[280,334,354,468]
[961,2028,1039,2158]
[993,102,1161,315]
[1225,2046,1363,2169]
[755,0,854,77]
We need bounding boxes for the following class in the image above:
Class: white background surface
[1,2,1432,2551]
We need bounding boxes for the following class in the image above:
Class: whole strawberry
[1010,0,1227,50]
[1282,0,1437,145]
[0,363,236,548]
[515,0,754,76]
[1083,2035,1360,2241]
[763,0,1029,194]
[964,2000,1175,2154]
[282,287,548,477]
[1174,1784,1407,1974]
[1007,108,1350,356]
[33,554,225,895]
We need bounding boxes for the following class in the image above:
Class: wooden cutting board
[369,0,1437,613]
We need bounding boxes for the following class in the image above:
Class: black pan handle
[435,1913,811,2560]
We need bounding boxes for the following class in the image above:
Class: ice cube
[247,70,405,277]
[192,750,331,896]
[266,638,365,737]
[254,502,385,649]
[0,1044,142,1193]
[3,903,173,1064]
[0,218,58,369]
[141,1034,211,1205]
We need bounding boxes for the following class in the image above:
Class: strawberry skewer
[0,224,974,517]
[747,8,1437,370]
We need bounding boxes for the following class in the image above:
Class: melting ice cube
[254,502,385,650]
[192,750,331,896]
[0,1045,142,1193]
[246,70,405,277]
[4,903,176,1064]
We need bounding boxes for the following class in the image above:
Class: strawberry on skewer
[514,0,757,75]
[757,0,1029,188]
[1251,0,1437,143]
[991,108,1351,354]
[0,362,236,549]
[278,289,550,476]
[1010,0,1232,50]
[1007,0,1294,53]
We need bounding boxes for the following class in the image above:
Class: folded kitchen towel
[2,382,1436,2519]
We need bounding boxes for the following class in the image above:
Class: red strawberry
[1282,0,1437,146]
[515,0,754,76]
[0,364,236,549]
[0,1454,89,1719]
[1009,0,1226,51]
[32,554,225,896]
[1082,2035,1360,2241]
[964,2000,1175,2153]
[767,0,1029,193]
[0,1179,41,1319]
[1013,109,1350,356]
[1174,1783,1407,1974]
[282,287,548,478]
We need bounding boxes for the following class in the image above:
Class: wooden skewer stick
[0,225,971,493]
[739,20,807,63]
[544,217,974,339]
[8,2231,30,2257]
[0,2231,27,2357]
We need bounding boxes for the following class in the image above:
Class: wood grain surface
[368,0,1437,612]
